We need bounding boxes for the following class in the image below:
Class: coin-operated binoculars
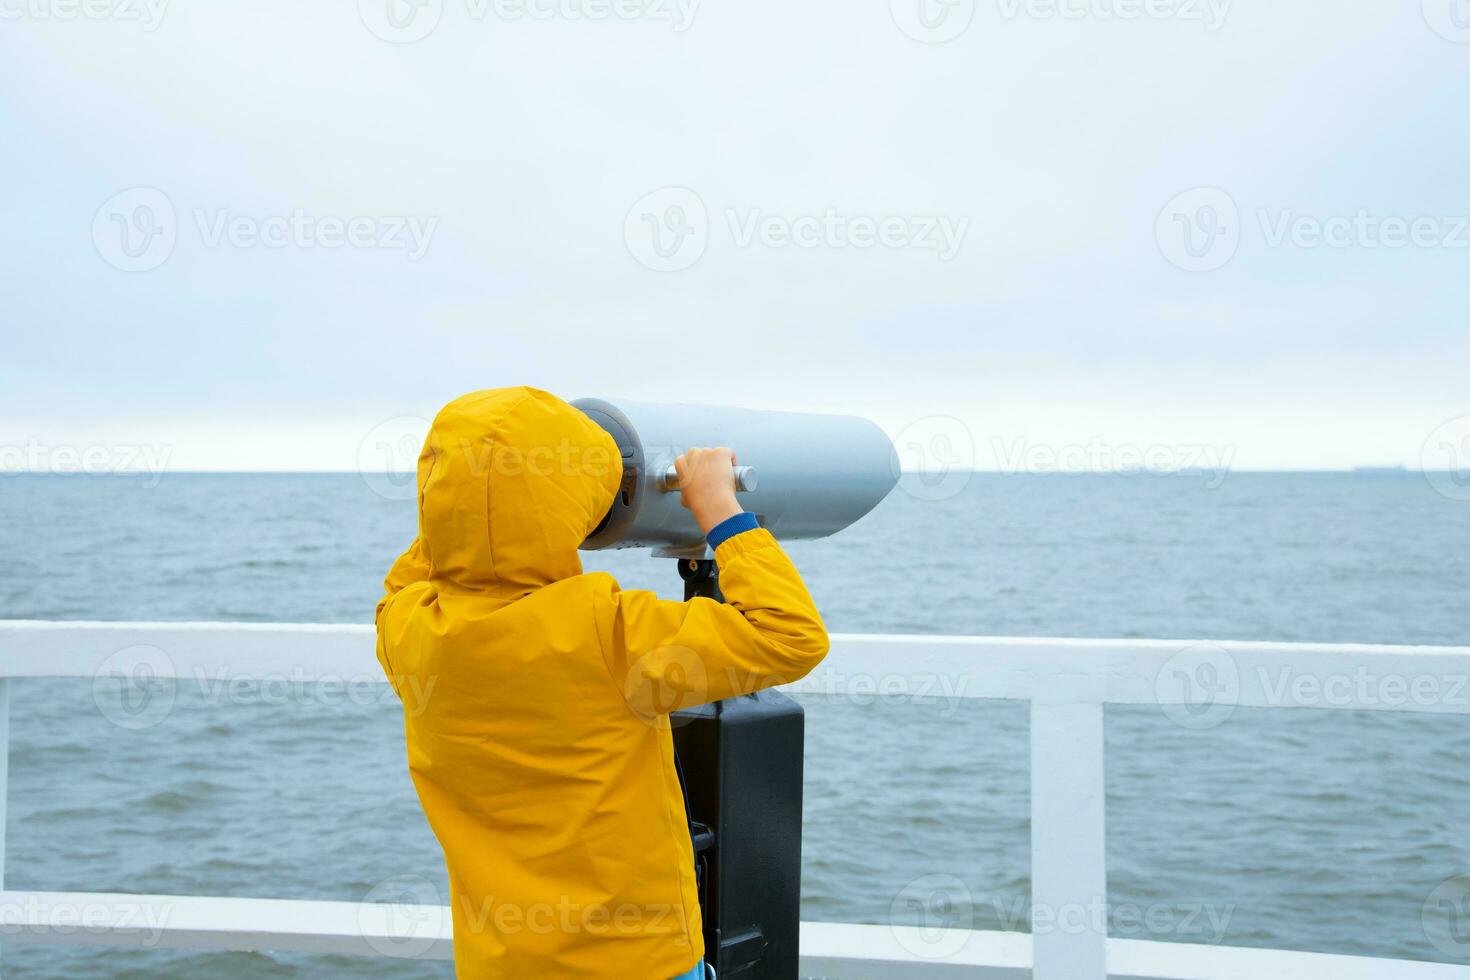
[574,397,898,588]
[575,398,898,980]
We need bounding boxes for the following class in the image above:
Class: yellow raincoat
[375,388,829,979]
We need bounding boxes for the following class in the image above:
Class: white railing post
[1030,699,1107,980]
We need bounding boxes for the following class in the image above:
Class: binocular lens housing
[574,398,899,559]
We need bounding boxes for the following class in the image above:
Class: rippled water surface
[2,472,1468,977]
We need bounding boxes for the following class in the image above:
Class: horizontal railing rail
[2,620,1469,979]
[5,620,1470,712]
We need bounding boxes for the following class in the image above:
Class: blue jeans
[671,962,712,980]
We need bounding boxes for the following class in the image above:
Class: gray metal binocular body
[574,398,899,559]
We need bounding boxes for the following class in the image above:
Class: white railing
[2,620,1470,979]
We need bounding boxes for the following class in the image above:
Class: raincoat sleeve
[375,536,432,699]
[597,528,830,717]
[376,536,431,625]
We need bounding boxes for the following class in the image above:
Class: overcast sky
[3,0,1467,474]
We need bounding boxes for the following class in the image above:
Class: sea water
[2,471,1468,977]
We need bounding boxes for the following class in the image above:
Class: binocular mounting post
[671,555,803,979]
[678,557,724,603]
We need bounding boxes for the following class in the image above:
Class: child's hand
[674,446,744,535]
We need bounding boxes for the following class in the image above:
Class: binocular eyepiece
[574,398,899,559]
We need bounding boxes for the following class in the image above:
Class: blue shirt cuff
[706,512,759,550]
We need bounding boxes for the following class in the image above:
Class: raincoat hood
[415,387,622,597]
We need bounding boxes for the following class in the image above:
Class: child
[375,387,830,979]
